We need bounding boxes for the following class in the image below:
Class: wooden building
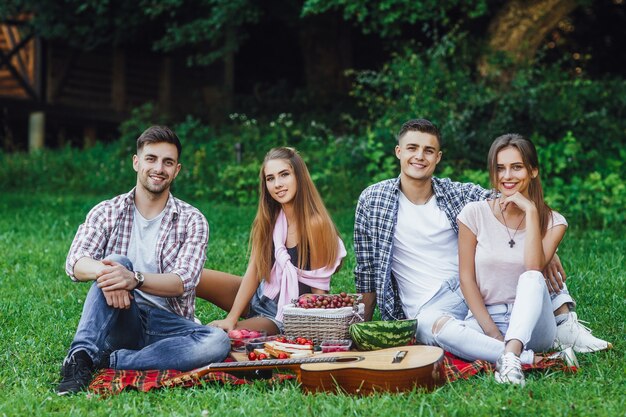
[0,16,226,151]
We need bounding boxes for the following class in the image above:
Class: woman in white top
[433,133,568,386]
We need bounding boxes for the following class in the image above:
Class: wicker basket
[282,303,365,344]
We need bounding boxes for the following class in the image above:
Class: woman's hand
[486,328,505,342]
[209,318,237,332]
[499,192,536,214]
[544,253,566,293]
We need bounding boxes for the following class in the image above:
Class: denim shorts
[248,282,284,333]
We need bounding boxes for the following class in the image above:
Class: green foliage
[537,132,626,228]
[2,0,260,64]
[147,0,261,66]
[1,23,624,227]
[350,33,491,176]
[0,111,368,208]
[440,131,626,229]
[352,35,626,167]
[118,103,168,150]
[3,0,148,50]
[0,142,134,196]
[347,36,626,228]
[361,127,397,184]
[302,0,488,37]
[2,106,624,228]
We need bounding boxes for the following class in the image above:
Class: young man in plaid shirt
[354,118,610,355]
[56,126,230,395]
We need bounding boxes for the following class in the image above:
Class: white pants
[433,270,557,363]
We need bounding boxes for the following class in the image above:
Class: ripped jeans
[66,254,230,371]
[431,271,558,363]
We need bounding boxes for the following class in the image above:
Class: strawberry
[228,330,243,339]
[248,330,263,339]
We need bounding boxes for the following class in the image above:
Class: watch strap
[134,271,144,289]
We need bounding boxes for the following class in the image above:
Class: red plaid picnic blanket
[89,368,295,397]
[442,351,575,381]
[89,353,575,397]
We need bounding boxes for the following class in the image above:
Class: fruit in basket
[349,319,417,351]
[295,293,361,309]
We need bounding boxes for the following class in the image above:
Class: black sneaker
[98,349,111,369]
[56,350,95,395]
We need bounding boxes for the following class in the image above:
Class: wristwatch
[133,271,145,289]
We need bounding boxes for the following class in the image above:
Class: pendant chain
[498,200,526,248]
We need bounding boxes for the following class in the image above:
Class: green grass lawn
[0,190,623,417]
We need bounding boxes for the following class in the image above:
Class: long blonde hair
[488,134,552,237]
[250,147,340,280]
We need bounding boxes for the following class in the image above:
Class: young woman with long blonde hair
[197,147,345,334]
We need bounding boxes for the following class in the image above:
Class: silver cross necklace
[497,199,526,248]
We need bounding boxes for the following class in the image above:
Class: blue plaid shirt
[354,176,494,320]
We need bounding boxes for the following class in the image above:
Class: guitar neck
[191,356,339,378]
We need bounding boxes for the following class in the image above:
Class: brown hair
[250,147,340,280]
[397,118,442,147]
[488,133,552,236]
[137,125,182,159]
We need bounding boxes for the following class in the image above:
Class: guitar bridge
[392,350,407,363]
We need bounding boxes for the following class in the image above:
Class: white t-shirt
[127,207,172,312]
[457,201,567,305]
[391,191,459,318]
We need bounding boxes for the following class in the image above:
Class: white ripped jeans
[433,270,557,364]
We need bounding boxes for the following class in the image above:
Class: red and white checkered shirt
[65,188,209,320]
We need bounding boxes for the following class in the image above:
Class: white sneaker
[554,312,613,353]
[547,347,579,368]
[495,352,525,386]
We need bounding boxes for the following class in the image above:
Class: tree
[0,0,589,109]
[302,0,582,81]
[478,0,579,78]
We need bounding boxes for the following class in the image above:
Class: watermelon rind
[349,319,417,351]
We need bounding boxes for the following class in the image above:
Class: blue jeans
[66,255,230,371]
[248,281,284,333]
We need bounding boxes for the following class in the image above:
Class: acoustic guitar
[163,345,445,395]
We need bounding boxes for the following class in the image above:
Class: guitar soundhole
[334,356,363,363]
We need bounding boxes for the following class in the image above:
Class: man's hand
[362,292,377,322]
[543,253,566,293]
[96,260,136,309]
[96,259,136,291]
[102,289,134,309]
